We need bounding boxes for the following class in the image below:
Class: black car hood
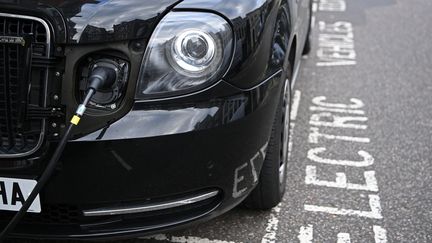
[0,0,180,43]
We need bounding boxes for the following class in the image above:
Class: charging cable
[0,66,116,242]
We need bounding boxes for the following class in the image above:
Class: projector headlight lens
[135,12,233,98]
[171,30,216,73]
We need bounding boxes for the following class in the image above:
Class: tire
[302,31,312,55]
[243,66,292,210]
[302,3,313,55]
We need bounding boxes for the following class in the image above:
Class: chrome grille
[0,13,50,157]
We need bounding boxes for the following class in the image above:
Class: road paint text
[314,0,357,67]
[298,96,387,242]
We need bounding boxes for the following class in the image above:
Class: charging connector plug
[87,66,117,92]
[71,66,117,126]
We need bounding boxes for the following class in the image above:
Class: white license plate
[0,177,41,213]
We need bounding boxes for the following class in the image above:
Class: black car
[0,0,311,240]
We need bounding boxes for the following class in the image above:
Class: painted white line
[290,90,302,121]
[311,0,317,29]
[287,90,300,161]
[304,194,383,219]
[346,171,379,192]
[309,106,365,115]
[316,61,357,67]
[373,226,388,243]
[310,113,368,130]
[312,97,364,109]
[318,0,347,12]
[337,233,351,243]
[287,123,295,161]
[316,21,356,67]
[311,15,316,30]
[142,234,239,243]
[307,147,374,167]
[306,166,379,192]
[261,203,282,243]
[312,2,318,13]
[309,127,370,144]
[298,224,314,243]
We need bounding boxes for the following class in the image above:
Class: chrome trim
[83,191,219,217]
[0,13,51,158]
[236,69,284,92]
[0,13,51,57]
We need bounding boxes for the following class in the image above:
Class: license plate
[0,177,41,213]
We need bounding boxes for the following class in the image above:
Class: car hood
[0,0,180,43]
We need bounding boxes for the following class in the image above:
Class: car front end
[0,0,301,239]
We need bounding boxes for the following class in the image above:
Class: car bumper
[1,72,283,240]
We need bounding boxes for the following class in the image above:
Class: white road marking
[261,203,282,243]
[288,123,296,161]
[291,90,302,121]
[312,97,364,109]
[316,21,357,67]
[307,147,374,167]
[309,106,365,115]
[311,15,316,30]
[298,226,353,243]
[142,234,239,243]
[309,127,370,143]
[288,90,300,160]
[316,61,356,67]
[302,0,389,239]
[337,233,351,243]
[310,112,368,130]
[319,0,347,12]
[373,225,388,243]
[304,194,383,219]
[297,225,388,243]
[312,1,318,13]
[310,0,317,28]
[306,166,379,192]
[346,171,379,192]
[298,224,314,243]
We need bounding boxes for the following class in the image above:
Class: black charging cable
[0,66,116,242]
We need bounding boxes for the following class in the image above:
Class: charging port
[78,55,129,110]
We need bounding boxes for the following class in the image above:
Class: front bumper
[0,72,283,239]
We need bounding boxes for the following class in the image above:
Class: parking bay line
[261,90,302,243]
[141,234,241,243]
[290,90,302,121]
[261,203,282,243]
[298,225,388,243]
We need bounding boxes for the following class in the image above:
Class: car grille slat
[0,14,50,157]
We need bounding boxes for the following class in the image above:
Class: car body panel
[0,0,180,43]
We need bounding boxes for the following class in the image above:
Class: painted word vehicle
[314,0,356,67]
[298,96,387,243]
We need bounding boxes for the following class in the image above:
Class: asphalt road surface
[11,0,432,242]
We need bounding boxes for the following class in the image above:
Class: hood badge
[0,36,26,46]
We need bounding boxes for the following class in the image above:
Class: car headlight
[135,12,233,98]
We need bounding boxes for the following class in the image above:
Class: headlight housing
[135,12,233,99]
